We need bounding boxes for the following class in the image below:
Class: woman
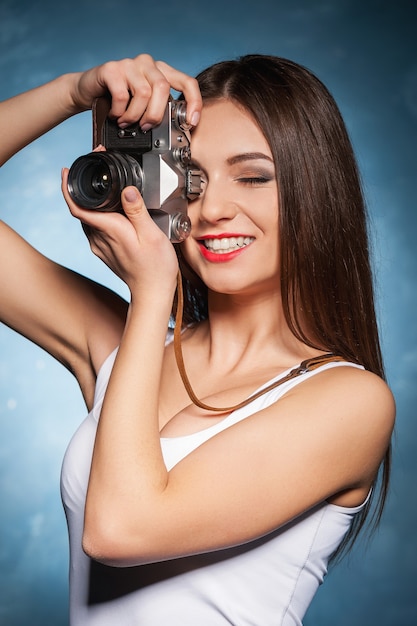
[0,54,395,625]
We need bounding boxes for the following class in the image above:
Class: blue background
[0,0,416,624]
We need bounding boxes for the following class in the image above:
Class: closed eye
[237,176,274,185]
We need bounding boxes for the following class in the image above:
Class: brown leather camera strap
[173,272,345,413]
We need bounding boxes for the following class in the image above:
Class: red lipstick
[197,234,254,263]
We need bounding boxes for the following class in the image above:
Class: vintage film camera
[67,97,202,242]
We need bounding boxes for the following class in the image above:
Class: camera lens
[90,168,111,195]
[67,152,143,212]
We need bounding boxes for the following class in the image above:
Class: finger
[95,61,134,119]
[127,77,171,131]
[96,57,160,122]
[120,57,202,130]
[120,186,166,242]
[155,61,202,126]
[120,186,150,224]
[120,186,180,286]
[116,56,172,128]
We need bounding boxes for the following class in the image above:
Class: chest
[157,352,286,438]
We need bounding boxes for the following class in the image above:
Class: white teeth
[204,236,254,253]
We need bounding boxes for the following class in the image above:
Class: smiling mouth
[202,236,254,254]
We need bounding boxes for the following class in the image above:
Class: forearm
[0,72,84,166]
[83,289,174,559]
[1,55,203,168]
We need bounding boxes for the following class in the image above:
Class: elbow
[82,506,129,566]
[82,521,124,567]
[82,512,153,567]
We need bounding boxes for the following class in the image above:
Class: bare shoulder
[306,364,395,429]
[292,364,395,437]
[281,364,396,483]
[237,363,396,495]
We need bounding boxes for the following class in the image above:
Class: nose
[192,177,238,225]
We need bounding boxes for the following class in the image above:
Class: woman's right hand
[71,54,202,130]
[1,53,202,166]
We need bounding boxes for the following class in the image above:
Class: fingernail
[140,123,152,132]
[190,111,200,126]
[124,187,139,202]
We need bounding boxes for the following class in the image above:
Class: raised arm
[0,54,202,167]
[0,54,202,408]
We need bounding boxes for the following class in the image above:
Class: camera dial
[172,101,192,131]
[171,213,192,241]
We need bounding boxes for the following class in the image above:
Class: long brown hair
[175,54,391,558]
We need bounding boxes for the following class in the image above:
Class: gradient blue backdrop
[0,0,416,624]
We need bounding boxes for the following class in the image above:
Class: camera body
[67,97,202,242]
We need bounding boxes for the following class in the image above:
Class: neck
[201,289,318,372]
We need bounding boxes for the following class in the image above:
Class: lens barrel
[67,151,143,212]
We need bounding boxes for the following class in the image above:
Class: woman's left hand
[61,169,179,299]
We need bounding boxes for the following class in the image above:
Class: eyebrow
[226,152,274,166]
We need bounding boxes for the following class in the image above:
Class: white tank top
[61,339,366,625]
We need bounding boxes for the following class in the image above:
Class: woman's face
[182,98,280,299]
